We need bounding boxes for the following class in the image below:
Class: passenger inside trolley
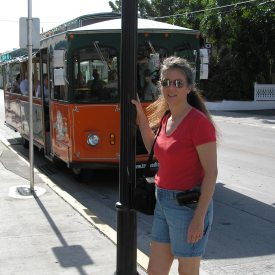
[90,69,103,93]
[36,73,49,103]
[106,70,118,88]
[20,72,28,95]
[11,73,21,94]
[76,72,86,88]
[143,69,158,101]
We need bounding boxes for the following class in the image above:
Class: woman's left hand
[187,217,204,244]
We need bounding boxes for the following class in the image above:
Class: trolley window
[73,46,118,103]
[4,63,21,93]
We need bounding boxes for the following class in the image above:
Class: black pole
[115,1,139,275]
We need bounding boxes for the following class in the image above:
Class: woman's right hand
[131,96,148,128]
[131,94,143,114]
[131,95,154,152]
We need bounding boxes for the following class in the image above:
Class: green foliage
[199,56,248,101]
[108,0,154,17]
[108,0,275,101]
[201,1,275,100]
[108,1,121,13]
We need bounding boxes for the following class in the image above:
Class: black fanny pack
[175,188,201,206]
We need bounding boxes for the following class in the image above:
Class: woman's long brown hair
[146,56,214,130]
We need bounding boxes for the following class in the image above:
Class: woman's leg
[177,256,201,275]
[147,241,174,275]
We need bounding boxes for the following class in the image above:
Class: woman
[132,56,217,275]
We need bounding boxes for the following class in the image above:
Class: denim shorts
[151,187,213,258]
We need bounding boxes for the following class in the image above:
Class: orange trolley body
[51,103,121,166]
[2,14,200,178]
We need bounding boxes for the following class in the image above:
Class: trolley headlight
[87,134,99,146]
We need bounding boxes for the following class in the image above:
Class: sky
[0,0,112,53]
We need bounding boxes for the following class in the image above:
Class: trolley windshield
[72,43,168,104]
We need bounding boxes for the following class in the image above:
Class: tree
[109,0,154,18]
[201,1,275,100]
[109,0,275,100]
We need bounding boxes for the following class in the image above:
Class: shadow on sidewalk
[33,193,94,275]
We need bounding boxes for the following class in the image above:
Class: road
[0,90,275,274]
[205,111,275,274]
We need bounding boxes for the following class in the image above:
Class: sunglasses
[160,79,187,88]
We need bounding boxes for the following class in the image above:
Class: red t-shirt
[154,108,216,190]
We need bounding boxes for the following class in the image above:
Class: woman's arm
[131,98,155,152]
[187,141,218,243]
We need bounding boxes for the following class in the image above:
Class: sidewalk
[0,139,147,275]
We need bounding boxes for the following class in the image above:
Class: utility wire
[150,0,274,19]
[1,0,273,23]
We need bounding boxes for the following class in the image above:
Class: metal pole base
[114,202,140,275]
[8,185,46,199]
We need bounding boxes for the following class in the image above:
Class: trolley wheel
[72,168,93,183]
[22,138,29,148]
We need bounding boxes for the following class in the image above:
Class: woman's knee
[178,257,200,275]
[147,257,172,275]
[148,242,173,275]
